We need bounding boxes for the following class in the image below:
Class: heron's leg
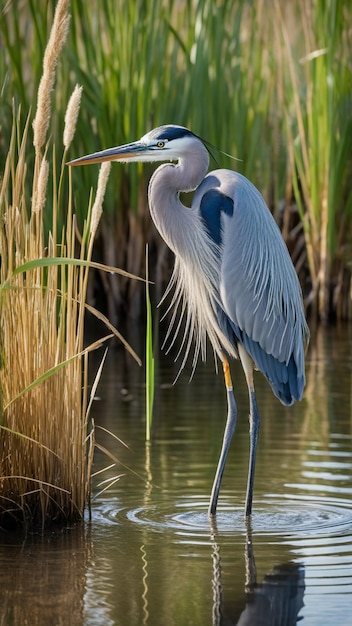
[208,359,238,516]
[238,345,260,517]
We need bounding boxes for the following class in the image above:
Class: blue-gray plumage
[68,124,310,517]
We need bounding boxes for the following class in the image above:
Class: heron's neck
[148,146,209,254]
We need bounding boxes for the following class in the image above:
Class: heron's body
[69,124,309,516]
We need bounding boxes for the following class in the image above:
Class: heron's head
[67,125,205,167]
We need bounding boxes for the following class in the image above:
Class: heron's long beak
[67,141,146,166]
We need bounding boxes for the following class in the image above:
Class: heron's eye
[157,141,165,148]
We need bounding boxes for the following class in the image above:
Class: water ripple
[94,493,352,540]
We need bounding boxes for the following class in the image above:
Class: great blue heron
[68,125,309,517]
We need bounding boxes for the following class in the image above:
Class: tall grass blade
[145,245,155,442]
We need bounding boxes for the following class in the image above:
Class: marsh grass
[1,1,352,322]
[0,106,118,528]
[0,0,139,528]
[275,0,352,321]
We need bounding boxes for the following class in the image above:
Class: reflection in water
[128,436,310,626]
[210,520,305,626]
[0,326,351,625]
[135,511,306,626]
[212,541,222,626]
[237,560,305,626]
[85,324,350,625]
[0,525,89,626]
[141,544,149,626]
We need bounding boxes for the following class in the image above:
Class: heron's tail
[239,331,305,406]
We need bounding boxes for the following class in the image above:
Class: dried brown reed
[0,1,135,529]
[0,103,105,528]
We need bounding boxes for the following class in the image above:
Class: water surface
[1,325,352,625]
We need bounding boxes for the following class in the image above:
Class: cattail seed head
[63,85,83,150]
[32,0,71,152]
[32,158,49,214]
[90,163,111,239]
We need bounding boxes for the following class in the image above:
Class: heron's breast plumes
[158,212,236,373]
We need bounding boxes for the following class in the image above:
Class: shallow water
[1,325,352,625]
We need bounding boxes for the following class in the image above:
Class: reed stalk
[0,1,138,529]
[145,245,155,442]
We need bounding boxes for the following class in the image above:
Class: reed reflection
[0,525,89,626]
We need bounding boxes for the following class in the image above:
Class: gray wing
[198,170,309,404]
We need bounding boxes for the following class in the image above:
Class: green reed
[275,0,352,321]
[1,0,352,325]
[145,246,155,442]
